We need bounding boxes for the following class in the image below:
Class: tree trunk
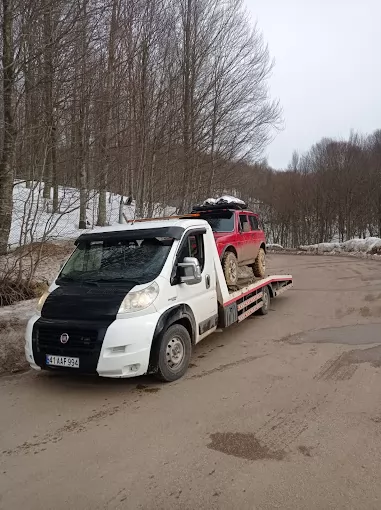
[42,1,54,200]
[0,0,15,254]
[97,191,107,226]
[118,196,124,224]
[96,0,118,226]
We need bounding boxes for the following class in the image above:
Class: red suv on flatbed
[191,203,266,286]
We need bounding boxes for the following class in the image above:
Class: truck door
[173,230,218,341]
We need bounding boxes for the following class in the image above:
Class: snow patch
[299,238,381,255]
[9,181,177,248]
[267,243,284,251]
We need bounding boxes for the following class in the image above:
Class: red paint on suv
[197,209,266,265]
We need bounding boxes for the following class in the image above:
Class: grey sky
[245,0,381,169]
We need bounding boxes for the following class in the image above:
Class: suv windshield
[199,212,234,233]
[58,237,174,285]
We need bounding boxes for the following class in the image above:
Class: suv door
[172,230,218,341]
[248,214,261,259]
[238,213,252,263]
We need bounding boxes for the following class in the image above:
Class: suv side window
[239,214,251,233]
[177,233,205,271]
[249,215,259,230]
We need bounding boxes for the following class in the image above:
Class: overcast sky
[245,0,381,169]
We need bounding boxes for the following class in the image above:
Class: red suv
[192,203,266,286]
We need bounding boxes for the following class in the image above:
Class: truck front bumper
[25,313,161,379]
[97,314,160,378]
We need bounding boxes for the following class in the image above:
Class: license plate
[46,355,80,368]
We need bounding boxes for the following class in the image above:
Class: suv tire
[223,251,239,286]
[253,247,266,278]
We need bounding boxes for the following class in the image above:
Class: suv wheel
[223,251,238,286]
[253,248,266,278]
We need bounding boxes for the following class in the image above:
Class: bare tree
[0,0,16,254]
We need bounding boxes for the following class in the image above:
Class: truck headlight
[118,282,159,314]
[36,291,50,312]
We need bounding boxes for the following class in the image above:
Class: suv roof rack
[192,202,248,212]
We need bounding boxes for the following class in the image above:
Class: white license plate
[46,355,80,368]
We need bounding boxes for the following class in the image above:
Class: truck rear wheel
[258,286,270,315]
[223,251,238,286]
[253,248,266,278]
[154,324,192,382]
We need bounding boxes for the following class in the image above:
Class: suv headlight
[36,291,50,312]
[118,282,159,314]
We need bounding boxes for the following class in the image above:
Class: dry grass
[0,240,75,375]
[13,240,73,258]
[0,318,29,375]
[0,240,74,307]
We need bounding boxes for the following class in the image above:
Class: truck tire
[253,248,266,278]
[223,251,238,286]
[154,324,192,382]
[258,285,270,315]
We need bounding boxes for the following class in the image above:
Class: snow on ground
[267,243,284,251]
[9,181,176,249]
[299,237,381,256]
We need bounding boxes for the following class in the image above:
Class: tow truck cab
[25,218,292,382]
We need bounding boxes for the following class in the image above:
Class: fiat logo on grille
[60,333,69,344]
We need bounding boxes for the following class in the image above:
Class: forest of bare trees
[250,130,381,248]
[0,0,281,256]
[0,0,380,280]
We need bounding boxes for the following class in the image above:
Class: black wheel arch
[148,304,196,373]
[221,245,238,260]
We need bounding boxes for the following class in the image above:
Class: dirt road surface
[1,254,381,510]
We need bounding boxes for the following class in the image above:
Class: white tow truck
[25,218,292,382]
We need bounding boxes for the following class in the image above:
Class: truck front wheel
[155,324,192,382]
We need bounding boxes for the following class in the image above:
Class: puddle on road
[136,384,160,393]
[284,323,381,346]
[316,345,381,381]
[207,432,285,461]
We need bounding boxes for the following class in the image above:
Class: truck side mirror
[178,257,202,285]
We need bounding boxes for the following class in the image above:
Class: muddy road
[1,255,381,510]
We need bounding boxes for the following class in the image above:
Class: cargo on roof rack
[192,202,247,212]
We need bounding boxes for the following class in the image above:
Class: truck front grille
[36,326,98,356]
[32,318,110,374]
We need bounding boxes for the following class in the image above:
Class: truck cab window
[58,237,174,285]
[177,233,205,271]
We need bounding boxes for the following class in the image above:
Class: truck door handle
[206,275,210,289]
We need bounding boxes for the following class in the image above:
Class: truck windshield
[58,237,174,285]
[199,212,234,233]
